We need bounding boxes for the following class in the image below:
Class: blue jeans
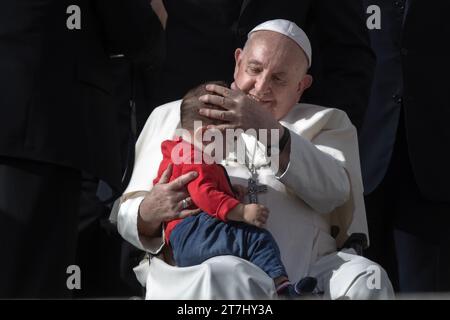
[169,212,287,279]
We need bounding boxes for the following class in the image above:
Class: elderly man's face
[233,31,312,120]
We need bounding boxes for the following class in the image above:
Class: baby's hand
[232,184,248,201]
[243,204,269,228]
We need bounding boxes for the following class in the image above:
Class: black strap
[267,125,290,157]
[101,60,137,205]
[279,126,291,153]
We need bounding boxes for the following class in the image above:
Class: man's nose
[254,75,271,97]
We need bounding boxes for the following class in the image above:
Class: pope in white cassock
[117,19,394,299]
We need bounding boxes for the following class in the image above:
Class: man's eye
[247,66,261,74]
[273,76,286,84]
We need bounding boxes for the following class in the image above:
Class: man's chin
[262,101,274,108]
[260,101,276,113]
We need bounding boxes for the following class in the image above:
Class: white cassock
[117,100,394,300]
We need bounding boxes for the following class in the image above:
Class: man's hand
[198,84,283,140]
[138,164,201,237]
[242,204,269,228]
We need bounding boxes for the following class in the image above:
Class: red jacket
[153,137,240,244]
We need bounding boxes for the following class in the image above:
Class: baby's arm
[185,165,240,221]
[185,165,269,227]
[231,184,248,202]
[227,203,269,228]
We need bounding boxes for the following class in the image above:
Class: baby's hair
[180,81,229,131]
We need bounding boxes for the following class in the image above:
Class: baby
[153,81,315,298]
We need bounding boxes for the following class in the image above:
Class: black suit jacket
[157,0,373,129]
[361,1,450,201]
[0,0,163,190]
[401,1,450,201]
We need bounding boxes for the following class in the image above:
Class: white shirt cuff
[117,196,165,255]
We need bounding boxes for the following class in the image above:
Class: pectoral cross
[245,141,267,204]
[247,176,267,204]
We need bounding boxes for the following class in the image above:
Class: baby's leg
[169,213,285,274]
[243,225,287,279]
[244,227,318,297]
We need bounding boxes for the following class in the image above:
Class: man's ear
[233,48,243,80]
[298,74,313,94]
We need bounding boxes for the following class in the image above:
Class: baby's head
[180,81,229,158]
[180,81,228,132]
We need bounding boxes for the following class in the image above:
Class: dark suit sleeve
[303,0,375,130]
[93,0,164,65]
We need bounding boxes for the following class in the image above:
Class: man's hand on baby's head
[243,204,269,228]
[198,83,280,136]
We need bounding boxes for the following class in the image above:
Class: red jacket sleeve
[183,164,240,221]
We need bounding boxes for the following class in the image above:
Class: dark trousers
[170,213,287,279]
[74,175,143,298]
[0,157,81,298]
[73,57,144,298]
[364,115,450,292]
